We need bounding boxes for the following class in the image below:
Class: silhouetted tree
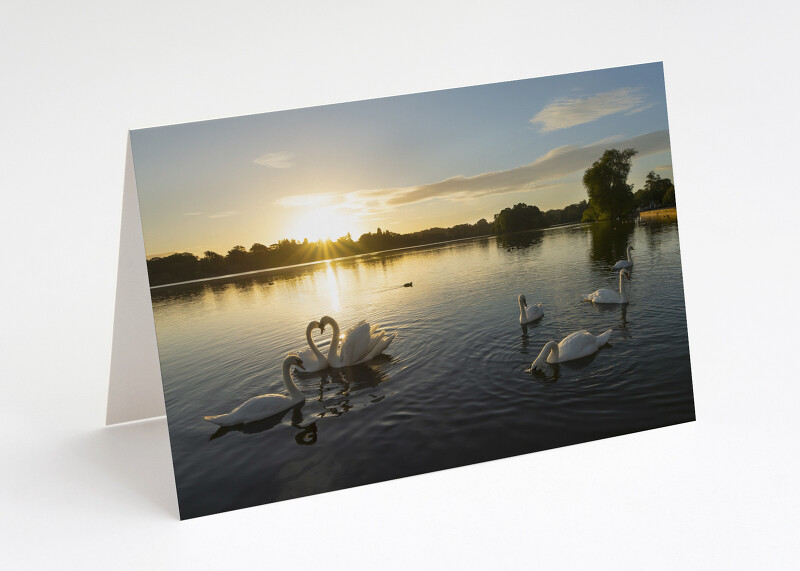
[582,148,637,220]
[494,203,545,234]
[199,250,225,275]
[225,245,248,273]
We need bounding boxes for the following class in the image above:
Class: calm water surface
[151,220,694,519]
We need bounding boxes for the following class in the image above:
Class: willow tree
[582,148,637,221]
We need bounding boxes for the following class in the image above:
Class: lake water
[151,220,695,519]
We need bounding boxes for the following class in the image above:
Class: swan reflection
[588,301,631,333]
[529,350,604,384]
[306,358,393,419]
[208,401,305,441]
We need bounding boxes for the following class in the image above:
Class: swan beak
[297,359,305,370]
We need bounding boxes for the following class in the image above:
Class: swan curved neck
[320,316,341,364]
[627,247,633,262]
[281,358,303,400]
[305,321,324,361]
[546,341,559,362]
[533,340,559,368]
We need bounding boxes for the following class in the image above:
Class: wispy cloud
[208,211,237,219]
[254,151,295,168]
[338,130,670,212]
[182,212,201,216]
[654,163,673,172]
[531,87,650,132]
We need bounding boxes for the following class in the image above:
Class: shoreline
[638,207,677,221]
[150,233,496,289]
[150,221,592,290]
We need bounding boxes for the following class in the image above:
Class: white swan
[518,294,544,324]
[612,245,634,270]
[527,329,612,372]
[295,320,328,372]
[319,315,396,367]
[583,269,630,304]
[204,355,305,426]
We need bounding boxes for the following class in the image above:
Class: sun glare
[288,206,353,243]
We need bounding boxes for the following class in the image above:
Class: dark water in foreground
[151,220,694,519]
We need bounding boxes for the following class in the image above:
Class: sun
[288,206,353,243]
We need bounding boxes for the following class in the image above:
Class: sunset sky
[131,62,673,257]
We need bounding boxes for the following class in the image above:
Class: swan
[203,355,305,426]
[518,294,544,324]
[583,269,630,304]
[527,329,612,372]
[295,320,328,372]
[319,315,396,367]
[612,245,634,270]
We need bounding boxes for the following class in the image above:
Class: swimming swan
[203,355,305,426]
[319,315,396,367]
[583,269,630,304]
[527,329,612,372]
[518,294,544,324]
[295,320,328,372]
[612,246,634,270]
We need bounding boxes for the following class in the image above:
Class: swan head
[620,269,631,280]
[285,354,305,370]
[518,294,527,307]
[319,315,334,333]
[528,340,558,373]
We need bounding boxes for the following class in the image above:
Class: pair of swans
[523,266,623,371]
[205,317,396,427]
[297,316,396,371]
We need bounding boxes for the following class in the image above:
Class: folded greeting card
[108,62,694,519]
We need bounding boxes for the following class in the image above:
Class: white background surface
[2,1,799,568]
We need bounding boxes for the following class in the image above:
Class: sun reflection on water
[325,262,341,312]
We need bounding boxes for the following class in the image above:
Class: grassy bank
[639,207,677,221]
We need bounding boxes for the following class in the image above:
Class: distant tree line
[492,200,588,234]
[146,148,676,286]
[146,200,589,286]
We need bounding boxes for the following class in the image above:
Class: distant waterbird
[204,355,306,427]
[404,282,413,287]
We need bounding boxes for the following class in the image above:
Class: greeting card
[108,62,694,519]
